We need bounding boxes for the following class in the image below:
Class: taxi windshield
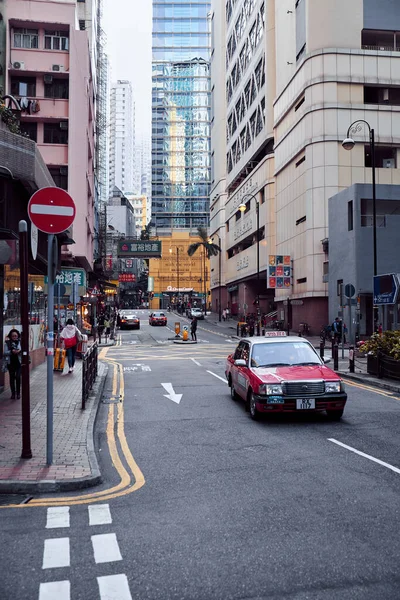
[250,342,321,368]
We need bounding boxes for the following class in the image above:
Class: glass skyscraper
[152,1,211,230]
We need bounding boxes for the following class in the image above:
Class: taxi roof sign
[265,331,287,337]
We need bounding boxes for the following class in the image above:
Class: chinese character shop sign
[118,240,162,258]
[118,273,136,282]
[267,255,292,289]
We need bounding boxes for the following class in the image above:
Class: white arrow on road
[161,382,182,404]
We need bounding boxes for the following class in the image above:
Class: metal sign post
[47,234,55,465]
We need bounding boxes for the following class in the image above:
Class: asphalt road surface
[1,310,400,600]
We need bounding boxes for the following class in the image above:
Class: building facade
[7,0,95,273]
[211,0,400,331]
[109,80,135,195]
[151,0,212,231]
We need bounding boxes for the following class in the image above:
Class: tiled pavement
[0,354,108,493]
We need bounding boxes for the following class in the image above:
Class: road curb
[0,362,109,495]
[338,371,400,394]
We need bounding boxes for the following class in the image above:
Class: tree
[187,226,220,258]
[140,222,152,241]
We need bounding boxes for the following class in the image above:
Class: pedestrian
[97,314,105,344]
[226,307,230,320]
[332,317,342,343]
[222,308,227,321]
[60,319,82,374]
[104,316,111,342]
[3,329,22,399]
[190,316,198,341]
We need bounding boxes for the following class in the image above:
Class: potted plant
[362,330,400,378]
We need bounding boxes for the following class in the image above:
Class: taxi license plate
[296,399,315,410]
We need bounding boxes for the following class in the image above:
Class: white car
[190,308,204,320]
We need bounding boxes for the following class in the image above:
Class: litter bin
[77,334,88,358]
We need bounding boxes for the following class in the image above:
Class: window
[365,145,397,168]
[48,166,68,190]
[79,20,86,31]
[297,277,307,284]
[295,96,305,111]
[337,279,343,296]
[20,122,37,142]
[296,215,306,225]
[364,86,400,106]
[361,29,398,51]
[295,155,306,167]
[44,30,69,51]
[348,201,353,231]
[44,79,69,99]
[43,122,68,144]
[10,77,36,97]
[13,28,38,49]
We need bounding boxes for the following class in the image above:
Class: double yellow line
[2,348,145,509]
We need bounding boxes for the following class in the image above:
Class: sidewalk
[0,353,108,494]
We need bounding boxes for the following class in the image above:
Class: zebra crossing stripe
[46,507,70,529]
[91,533,122,564]
[97,574,133,600]
[42,538,70,569]
[39,580,70,600]
[88,504,112,526]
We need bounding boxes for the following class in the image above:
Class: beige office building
[210,0,400,332]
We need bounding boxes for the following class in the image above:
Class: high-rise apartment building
[109,80,135,195]
[211,0,400,334]
[151,0,211,231]
[7,0,95,272]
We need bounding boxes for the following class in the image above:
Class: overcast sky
[103,0,152,140]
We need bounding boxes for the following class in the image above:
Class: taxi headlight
[259,383,283,396]
[325,381,341,393]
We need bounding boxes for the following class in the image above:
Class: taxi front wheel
[249,392,260,421]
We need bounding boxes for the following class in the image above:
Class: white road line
[207,370,228,384]
[91,533,122,564]
[190,358,202,366]
[97,574,133,600]
[46,507,70,529]
[88,504,112,526]
[39,580,70,600]
[42,538,70,569]
[328,438,400,475]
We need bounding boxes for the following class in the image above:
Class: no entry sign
[28,187,76,234]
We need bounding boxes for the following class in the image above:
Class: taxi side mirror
[234,359,247,367]
[323,357,331,364]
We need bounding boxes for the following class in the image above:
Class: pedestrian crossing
[38,503,132,600]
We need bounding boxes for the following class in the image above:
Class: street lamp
[343,120,377,333]
[342,120,377,277]
[209,234,222,322]
[238,194,261,335]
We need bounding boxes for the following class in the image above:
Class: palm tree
[187,227,220,310]
[187,226,220,258]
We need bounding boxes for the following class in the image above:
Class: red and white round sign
[28,187,76,234]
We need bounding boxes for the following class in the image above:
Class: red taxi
[225,333,347,421]
[149,311,167,326]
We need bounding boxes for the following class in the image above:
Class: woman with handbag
[60,319,82,374]
[3,329,22,399]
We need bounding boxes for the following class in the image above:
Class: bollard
[333,343,339,371]
[237,323,240,336]
[319,341,324,361]
[349,345,355,373]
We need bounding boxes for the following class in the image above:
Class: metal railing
[82,342,98,409]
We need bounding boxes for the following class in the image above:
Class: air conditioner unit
[384,158,395,168]
[52,65,65,72]
[13,61,24,70]
[59,121,68,130]
[44,74,53,84]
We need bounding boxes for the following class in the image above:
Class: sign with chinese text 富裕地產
[267,255,291,289]
[118,240,162,258]
[45,268,87,296]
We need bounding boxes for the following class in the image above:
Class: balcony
[20,98,69,120]
[10,48,70,74]
[37,144,68,165]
